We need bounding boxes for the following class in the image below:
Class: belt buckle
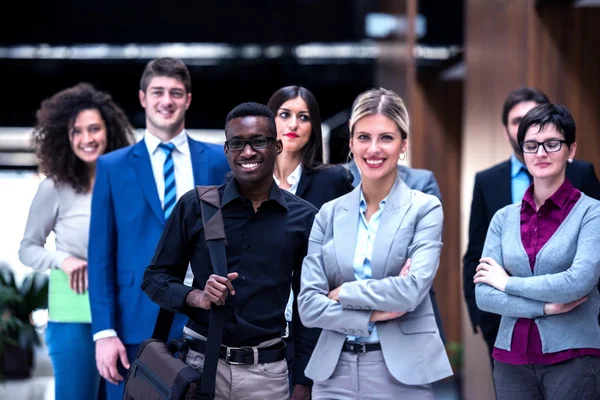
[353,343,367,354]
[225,347,247,365]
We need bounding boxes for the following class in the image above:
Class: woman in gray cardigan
[474,104,600,400]
[19,83,133,400]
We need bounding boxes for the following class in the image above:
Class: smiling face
[350,113,406,183]
[139,76,191,137]
[275,96,312,154]
[522,123,576,182]
[69,109,108,165]
[225,116,282,186]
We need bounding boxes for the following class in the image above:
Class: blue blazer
[88,137,230,344]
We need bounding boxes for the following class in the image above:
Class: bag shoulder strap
[195,185,228,399]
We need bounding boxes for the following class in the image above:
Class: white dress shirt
[93,130,196,342]
[274,163,303,323]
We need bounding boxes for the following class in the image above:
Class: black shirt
[142,179,317,381]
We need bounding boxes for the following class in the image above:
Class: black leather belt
[183,334,286,365]
[342,342,382,353]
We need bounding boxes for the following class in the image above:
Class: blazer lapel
[371,177,413,279]
[334,187,361,282]
[132,141,164,225]
[498,160,513,208]
[295,169,311,198]
[188,137,207,186]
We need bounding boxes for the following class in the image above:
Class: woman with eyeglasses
[19,83,133,399]
[265,86,354,397]
[474,104,600,400]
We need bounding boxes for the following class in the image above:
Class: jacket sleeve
[463,174,486,332]
[88,157,119,335]
[19,179,71,272]
[291,208,319,387]
[141,194,196,316]
[581,163,600,201]
[337,196,443,312]
[504,204,600,303]
[298,206,372,336]
[423,171,442,201]
[475,208,546,318]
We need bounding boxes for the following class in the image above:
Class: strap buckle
[224,347,252,365]
[351,343,367,354]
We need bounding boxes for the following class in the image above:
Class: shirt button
[535,319,540,324]
[242,276,247,281]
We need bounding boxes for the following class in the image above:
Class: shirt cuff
[93,329,118,341]
[53,250,72,270]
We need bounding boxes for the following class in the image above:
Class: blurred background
[1,0,599,399]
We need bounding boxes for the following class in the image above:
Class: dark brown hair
[33,83,134,193]
[267,85,324,169]
[139,57,192,93]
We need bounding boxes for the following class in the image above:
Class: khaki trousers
[183,328,289,400]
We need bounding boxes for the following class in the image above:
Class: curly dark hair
[33,83,134,193]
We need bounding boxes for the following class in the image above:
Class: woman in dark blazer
[266,85,354,397]
[267,85,354,208]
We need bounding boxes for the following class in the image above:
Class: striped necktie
[158,142,176,220]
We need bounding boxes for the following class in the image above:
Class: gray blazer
[298,174,452,385]
[344,160,446,343]
[475,194,600,353]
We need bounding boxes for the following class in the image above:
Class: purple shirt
[493,179,600,365]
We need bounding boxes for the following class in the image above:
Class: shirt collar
[273,163,303,187]
[522,179,575,210]
[359,191,387,213]
[144,129,189,156]
[510,154,527,178]
[222,178,288,210]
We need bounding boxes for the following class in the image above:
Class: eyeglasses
[520,139,568,154]
[224,136,276,151]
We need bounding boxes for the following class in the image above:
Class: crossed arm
[474,206,600,317]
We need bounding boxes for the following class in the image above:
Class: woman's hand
[60,256,88,294]
[370,310,406,322]
[473,257,509,292]
[544,296,588,315]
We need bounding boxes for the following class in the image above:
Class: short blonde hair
[349,88,409,140]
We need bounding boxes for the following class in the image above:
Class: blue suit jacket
[88,137,230,344]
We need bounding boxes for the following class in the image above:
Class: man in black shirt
[142,102,317,400]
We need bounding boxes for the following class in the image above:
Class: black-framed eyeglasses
[520,139,568,154]
[224,136,276,152]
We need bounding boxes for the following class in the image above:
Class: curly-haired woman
[19,83,133,399]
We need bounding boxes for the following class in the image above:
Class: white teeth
[241,163,259,169]
[366,159,383,165]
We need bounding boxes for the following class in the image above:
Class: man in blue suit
[88,57,230,399]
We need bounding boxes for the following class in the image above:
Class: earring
[568,158,573,163]
[399,152,406,161]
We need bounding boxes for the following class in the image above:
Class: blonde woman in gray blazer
[475,104,600,400]
[298,88,452,400]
